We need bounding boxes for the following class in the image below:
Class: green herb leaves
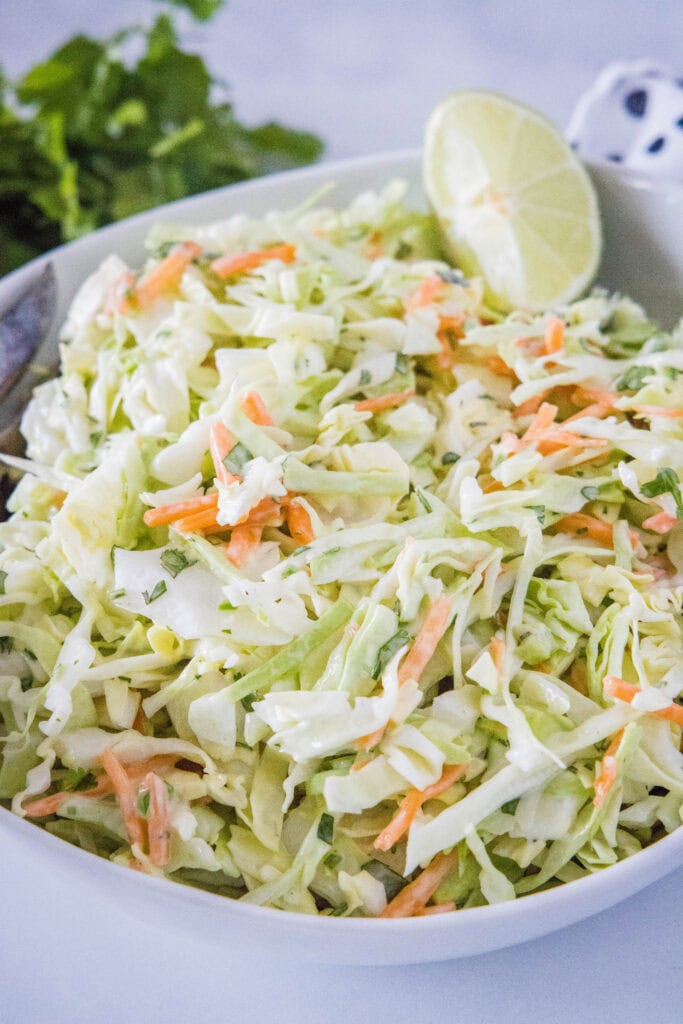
[143,579,167,604]
[223,442,252,476]
[160,548,197,578]
[0,5,323,275]
[641,468,683,519]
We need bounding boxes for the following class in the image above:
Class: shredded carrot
[642,510,679,534]
[126,241,201,312]
[399,595,452,686]
[104,271,135,316]
[210,421,239,487]
[23,777,113,817]
[481,479,504,494]
[239,496,283,526]
[380,849,459,918]
[514,393,546,417]
[543,316,565,355]
[553,512,615,546]
[484,355,518,380]
[240,390,274,426]
[521,402,559,442]
[143,492,218,528]
[593,729,625,808]
[356,596,454,751]
[100,747,146,848]
[514,335,545,357]
[354,387,416,414]
[604,676,683,727]
[286,498,315,545]
[225,523,263,567]
[489,635,506,677]
[405,275,444,312]
[435,315,463,371]
[572,387,618,407]
[374,763,468,852]
[174,506,222,533]
[145,772,171,867]
[356,599,454,752]
[632,405,683,419]
[563,402,613,424]
[211,243,296,279]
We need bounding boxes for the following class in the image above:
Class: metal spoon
[0,263,57,515]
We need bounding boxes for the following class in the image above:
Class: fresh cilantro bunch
[0,1,323,275]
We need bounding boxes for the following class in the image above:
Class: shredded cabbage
[1,180,681,918]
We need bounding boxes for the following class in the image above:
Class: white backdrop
[3,0,683,157]
[1,4,682,1022]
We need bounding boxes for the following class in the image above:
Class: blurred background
[4,0,682,157]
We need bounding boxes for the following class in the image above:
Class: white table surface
[1,3,682,1021]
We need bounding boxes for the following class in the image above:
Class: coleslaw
[1,179,681,917]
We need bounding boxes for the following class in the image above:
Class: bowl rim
[1,146,682,941]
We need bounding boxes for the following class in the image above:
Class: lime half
[423,90,602,312]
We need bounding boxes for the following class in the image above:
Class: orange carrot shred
[642,510,679,534]
[485,355,518,381]
[174,507,222,534]
[398,595,452,686]
[354,387,416,414]
[128,241,201,312]
[211,244,296,279]
[563,402,613,424]
[380,849,459,918]
[23,777,113,818]
[210,421,239,487]
[553,512,614,546]
[225,524,263,567]
[604,676,683,727]
[100,747,146,848]
[240,391,274,426]
[489,635,506,677]
[405,275,444,312]
[143,493,218,528]
[286,499,315,545]
[593,729,625,808]
[374,763,468,852]
[354,595,452,752]
[543,316,565,355]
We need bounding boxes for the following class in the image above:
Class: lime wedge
[423,90,602,312]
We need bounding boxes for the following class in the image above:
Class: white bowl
[1,150,682,965]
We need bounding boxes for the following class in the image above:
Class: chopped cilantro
[616,365,653,392]
[0,570,7,595]
[362,859,406,900]
[641,468,683,518]
[373,628,410,679]
[160,548,197,578]
[441,451,460,466]
[142,580,167,604]
[525,505,546,525]
[63,768,96,792]
[223,442,252,476]
[137,790,151,817]
[317,812,334,844]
